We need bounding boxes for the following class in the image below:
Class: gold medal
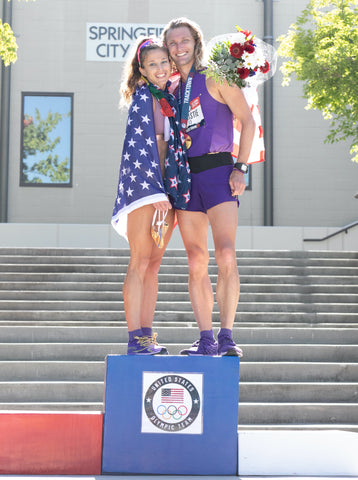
[185,133,192,150]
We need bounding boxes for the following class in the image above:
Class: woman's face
[139,48,171,90]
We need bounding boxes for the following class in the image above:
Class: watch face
[236,163,248,173]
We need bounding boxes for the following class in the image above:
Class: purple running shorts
[185,164,240,213]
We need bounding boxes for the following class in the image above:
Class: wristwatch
[233,162,249,174]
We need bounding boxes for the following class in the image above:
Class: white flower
[243,58,255,69]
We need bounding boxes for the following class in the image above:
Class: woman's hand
[153,200,172,211]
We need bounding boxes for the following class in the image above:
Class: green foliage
[277,0,358,162]
[205,41,246,88]
[22,109,71,184]
[1,0,36,66]
[0,19,18,65]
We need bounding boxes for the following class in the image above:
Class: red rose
[237,67,250,79]
[244,42,255,54]
[230,43,244,59]
[259,60,270,74]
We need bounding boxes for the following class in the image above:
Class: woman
[111,37,190,355]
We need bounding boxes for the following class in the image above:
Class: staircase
[0,247,357,431]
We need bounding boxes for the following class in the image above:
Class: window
[20,92,73,186]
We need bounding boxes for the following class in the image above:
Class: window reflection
[20,93,73,186]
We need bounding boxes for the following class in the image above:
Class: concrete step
[0,247,357,258]
[1,360,357,382]
[239,382,358,402]
[0,380,356,404]
[0,381,103,402]
[0,319,356,330]
[0,246,357,257]
[0,299,356,313]
[0,281,357,295]
[1,262,358,277]
[1,272,358,286]
[2,253,358,268]
[238,402,358,424]
[0,360,104,381]
[0,401,102,411]
[237,423,358,432]
[0,290,357,304]
[0,246,357,256]
[241,362,358,382]
[1,271,358,286]
[0,310,356,323]
[0,325,357,344]
[0,343,357,361]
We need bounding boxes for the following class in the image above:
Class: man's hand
[229,169,246,196]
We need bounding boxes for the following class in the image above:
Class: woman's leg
[124,204,174,331]
[140,208,175,328]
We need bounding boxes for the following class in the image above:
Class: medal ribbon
[178,64,196,131]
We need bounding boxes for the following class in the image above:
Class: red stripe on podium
[0,412,103,474]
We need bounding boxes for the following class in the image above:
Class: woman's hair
[162,17,205,71]
[119,37,169,107]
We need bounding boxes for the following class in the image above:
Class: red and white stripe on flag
[231,88,265,164]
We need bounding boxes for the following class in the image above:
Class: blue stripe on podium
[102,355,240,475]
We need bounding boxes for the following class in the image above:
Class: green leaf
[277,0,358,162]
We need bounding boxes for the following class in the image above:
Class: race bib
[186,96,205,132]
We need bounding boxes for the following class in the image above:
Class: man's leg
[177,209,213,331]
[207,201,239,328]
[176,210,217,355]
[207,201,243,356]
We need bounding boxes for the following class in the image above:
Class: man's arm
[207,78,256,195]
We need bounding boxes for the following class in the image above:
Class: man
[163,18,256,356]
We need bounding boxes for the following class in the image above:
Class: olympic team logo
[141,372,203,434]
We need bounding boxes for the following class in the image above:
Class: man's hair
[162,17,205,70]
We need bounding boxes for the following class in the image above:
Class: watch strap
[233,162,248,174]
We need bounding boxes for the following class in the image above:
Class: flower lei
[205,26,271,88]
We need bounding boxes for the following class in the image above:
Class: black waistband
[188,152,233,173]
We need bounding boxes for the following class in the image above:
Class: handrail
[303,220,358,242]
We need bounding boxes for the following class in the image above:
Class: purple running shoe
[217,336,243,357]
[127,335,168,355]
[180,337,218,356]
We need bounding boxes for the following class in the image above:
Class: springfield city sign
[86,23,164,61]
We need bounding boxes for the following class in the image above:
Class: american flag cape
[111,84,190,239]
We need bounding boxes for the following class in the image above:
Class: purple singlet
[181,72,234,157]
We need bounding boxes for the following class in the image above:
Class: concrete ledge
[238,430,358,476]
[0,223,357,250]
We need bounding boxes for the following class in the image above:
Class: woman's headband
[137,38,154,65]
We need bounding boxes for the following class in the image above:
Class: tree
[0,19,17,65]
[22,109,71,184]
[0,0,35,66]
[277,0,358,162]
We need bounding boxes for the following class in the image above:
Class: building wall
[4,0,358,230]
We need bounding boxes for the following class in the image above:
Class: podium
[102,355,240,475]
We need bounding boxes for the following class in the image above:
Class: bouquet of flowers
[205,26,276,88]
